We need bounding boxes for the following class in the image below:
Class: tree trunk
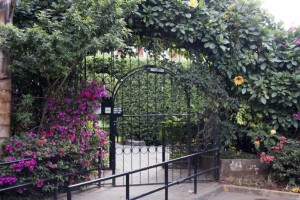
[0,0,15,145]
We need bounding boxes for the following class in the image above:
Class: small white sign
[93,107,102,115]
[105,107,111,114]
[114,107,123,114]
[149,68,165,73]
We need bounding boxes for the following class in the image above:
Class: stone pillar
[0,0,15,145]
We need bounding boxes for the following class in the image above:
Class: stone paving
[59,182,221,200]
[57,144,300,200]
[58,143,216,200]
[102,144,209,186]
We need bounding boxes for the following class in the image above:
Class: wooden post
[0,0,15,145]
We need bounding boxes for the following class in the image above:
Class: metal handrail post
[164,162,168,200]
[67,187,72,200]
[53,178,58,200]
[194,156,198,194]
[98,150,102,188]
[126,174,130,200]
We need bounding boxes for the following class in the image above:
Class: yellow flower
[189,0,198,8]
[234,76,244,86]
[270,130,276,135]
[86,121,93,130]
[291,188,300,193]
[254,141,260,146]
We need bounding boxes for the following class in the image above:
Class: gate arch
[108,64,199,185]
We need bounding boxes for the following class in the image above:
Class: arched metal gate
[101,64,219,186]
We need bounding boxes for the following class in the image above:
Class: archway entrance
[103,64,218,186]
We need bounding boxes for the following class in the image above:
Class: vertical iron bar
[126,173,130,200]
[138,73,142,184]
[98,150,101,187]
[187,94,192,177]
[212,114,220,181]
[146,55,150,184]
[194,155,198,194]
[162,128,166,162]
[109,100,116,186]
[84,56,87,81]
[164,163,168,200]
[53,179,58,200]
[74,65,78,95]
[53,157,58,200]
[67,188,72,200]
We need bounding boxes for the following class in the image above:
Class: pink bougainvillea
[36,180,43,188]
[0,81,108,194]
[0,176,18,185]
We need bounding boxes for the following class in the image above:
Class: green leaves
[204,42,216,49]
[185,13,192,18]
[261,96,266,104]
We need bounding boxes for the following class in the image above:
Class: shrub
[258,114,300,185]
[0,81,108,198]
[270,140,300,185]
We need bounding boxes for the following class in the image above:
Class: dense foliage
[0,81,107,197]
[128,0,300,150]
[0,0,136,197]
[0,0,133,131]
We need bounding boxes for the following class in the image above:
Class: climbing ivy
[129,0,300,142]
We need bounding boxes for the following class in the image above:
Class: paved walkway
[57,144,300,200]
[59,182,221,200]
[58,183,300,200]
[102,144,212,186]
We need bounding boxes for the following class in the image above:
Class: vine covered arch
[97,0,300,185]
[125,0,299,147]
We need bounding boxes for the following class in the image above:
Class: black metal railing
[67,148,219,200]
[0,147,105,200]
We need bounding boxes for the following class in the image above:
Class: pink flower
[289,26,297,31]
[91,81,98,88]
[29,165,34,171]
[296,39,300,45]
[37,180,43,188]
[293,113,300,120]
[260,152,274,164]
[79,102,87,111]
[49,162,58,169]
[0,176,17,185]
[7,156,15,162]
[38,137,47,147]
[280,136,287,141]
[5,145,12,152]
[67,134,75,142]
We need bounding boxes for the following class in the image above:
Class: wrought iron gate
[102,63,219,186]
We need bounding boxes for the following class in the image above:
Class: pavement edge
[223,184,300,199]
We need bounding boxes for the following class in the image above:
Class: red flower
[38,137,47,147]
[49,163,58,169]
[37,180,43,188]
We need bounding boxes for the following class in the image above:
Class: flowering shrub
[261,139,300,186]
[257,115,300,185]
[0,81,108,197]
[248,124,280,153]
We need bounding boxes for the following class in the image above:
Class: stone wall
[219,159,269,183]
